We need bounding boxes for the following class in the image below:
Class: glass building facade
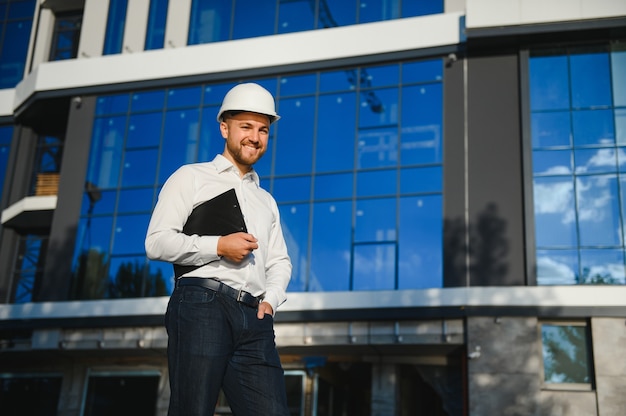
[530,43,626,285]
[0,0,36,89]
[73,60,444,299]
[187,0,443,44]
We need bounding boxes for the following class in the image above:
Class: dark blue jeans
[165,285,290,416]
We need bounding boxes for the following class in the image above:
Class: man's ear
[219,121,228,139]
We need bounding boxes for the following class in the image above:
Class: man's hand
[217,232,258,262]
[257,301,273,319]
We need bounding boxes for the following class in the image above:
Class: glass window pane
[112,214,151,255]
[76,216,114,254]
[353,244,396,290]
[273,176,311,202]
[320,69,356,92]
[576,175,621,246]
[319,0,357,28]
[359,0,400,23]
[316,92,356,172]
[530,55,570,111]
[542,324,591,384]
[580,249,625,284]
[399,166,442,194]
[109,255,169,297]
[88,117,126,189]
[615,108,626,145]
[121,148,158,187]
[310,201,351,291]
[574,148,617,174]
[96,94,129,115]
[570,52,611,108]
[73,219,113,299]
[13,235,46,303]
[0,126,12,196]
[356,169,396,197]
[357,127,397,169]
[359,87,398,128]
[401,84,443,165]
[612,50,626,107]
[402,59,443,84]
[621,176,626,238]
[103,0,128,55]
[361,64,399,88]
[188,0,232,44]
[403,0,443,17]
[279,203,310,292]
[127,112,162,148]
[147,259,175,293]
[158,109,200,183]
[0,19,34,88]
[199,106,226,163]
[203,83,233,105]
[167,86,202,109]
[275,96,315,175]
[572,109,615,147]
[118,188,154,213]
[536,249,578,285]
[398,195,442,289]
[82,189,116,216]
[145,0,168,50]
[533,150,572,176]
[131,90,166,112]
[233,0,276,39]
[355,198,396,242]
[279,73,317,97]
[533,177,577,247]
[278,0,314,34]
[532,112,571,148]
[313,173,353,200]
[618,146,626,172]
[8,0,36,19]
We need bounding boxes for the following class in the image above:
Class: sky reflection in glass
[76,58,444,298]
[531,45,626,285]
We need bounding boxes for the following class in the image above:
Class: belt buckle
[236,289,246,303]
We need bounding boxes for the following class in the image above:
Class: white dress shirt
[145,154,292,312]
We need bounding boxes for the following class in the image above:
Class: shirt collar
[213,154,260,185]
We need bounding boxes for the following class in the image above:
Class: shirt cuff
[199,235,221,263]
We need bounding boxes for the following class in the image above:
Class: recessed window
[82,372,160,416]
[187,0,444,45]
[0,374,62,414]
[49,11,82,61]
[0,0,36,88]
[540,322,593,390]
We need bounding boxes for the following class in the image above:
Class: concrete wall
[466,316,613,415]
[592,317,626,415]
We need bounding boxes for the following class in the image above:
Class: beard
[226,139,266,168]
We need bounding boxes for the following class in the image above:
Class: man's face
[220,112,270,172]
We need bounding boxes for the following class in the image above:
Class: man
[145,83,292,415]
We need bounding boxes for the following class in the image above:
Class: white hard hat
[216,83,280,124]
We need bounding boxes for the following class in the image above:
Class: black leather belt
[176,278,261,308]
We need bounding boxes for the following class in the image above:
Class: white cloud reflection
[535,147,625,225]
[534,180,575,224]
[536,255,576,285]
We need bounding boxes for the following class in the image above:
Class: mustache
[241,140,261,148]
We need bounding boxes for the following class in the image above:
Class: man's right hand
[217,232,258,262]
